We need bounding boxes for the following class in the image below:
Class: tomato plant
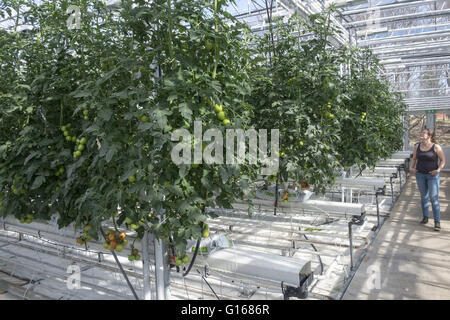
[248,8,406,193]
[0,0,259,257]
[0,2,406,259]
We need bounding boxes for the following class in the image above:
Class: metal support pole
[375,192,380,230]
[348,221,354,271]
[425,112,436,132]
[154,235,167,300]
[274,174,279,216]
[403,115,409,151]
[142,230,153,300]
[164,240,171,299]
[390,174,395,205]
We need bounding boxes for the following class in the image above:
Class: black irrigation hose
[183,237,201,277]
[183,217,206,277]
[303,234,324,276]
[100,228,139,300]
[196,269,220,300]
[355,164,364,178]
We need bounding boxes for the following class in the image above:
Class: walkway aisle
[343,172,450,300]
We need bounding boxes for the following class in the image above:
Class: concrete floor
[343,172,450,300]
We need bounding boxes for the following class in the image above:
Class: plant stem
[212,0,218,79]
[167,0,174,61]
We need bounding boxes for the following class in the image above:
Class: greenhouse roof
[231,0,450,113]
[0,0,449,113]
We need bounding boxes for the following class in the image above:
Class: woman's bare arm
[430,144,446,175]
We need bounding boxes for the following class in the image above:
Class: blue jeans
[415,173,440,222]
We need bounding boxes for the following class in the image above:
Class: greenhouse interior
[0,0,449,301]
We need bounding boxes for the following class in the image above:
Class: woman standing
[409,128,446,231]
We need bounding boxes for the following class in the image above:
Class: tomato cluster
[103,229,127,252]
[128,248,141,261]
[19,213,34,224]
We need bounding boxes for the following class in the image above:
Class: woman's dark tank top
[416,143,439,174]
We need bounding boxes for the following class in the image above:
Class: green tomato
[80,137,87,145]
[12,186,19,195]
[205,41,214,51]
[74,151,82,158]
[77,144,85,151]
[128,175,136,183]
[202,230,210,238]
[214,104,223,113]
[175,258,183,267]
[223,119,230,126]
[128,255,135,261]
[217,112,225,121]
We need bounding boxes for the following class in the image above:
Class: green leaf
[31,176,45,190]
[178,103,192,121]
[179,165,189,179]
[119,168,137,183]
[24,151,40,166]
[99,109,113,121]
[105,149,115,163]
[138,122,153,131]
[73,90,91,98]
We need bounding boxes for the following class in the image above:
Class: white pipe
[154,235,166,300]
[142,231,153,300]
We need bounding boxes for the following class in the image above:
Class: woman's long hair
[424,128,437,143]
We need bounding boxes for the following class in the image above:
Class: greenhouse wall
[443,147,450,171]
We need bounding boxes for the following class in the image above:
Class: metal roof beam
[382,66,449,75]
[342,0,441,16]
[345,8,450,29]
[404,95,450,101]
[394,87,449,92]
[390,76,450,83]
[361,22,450,35]
[359,30,450,46]
[382,58,450,67]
